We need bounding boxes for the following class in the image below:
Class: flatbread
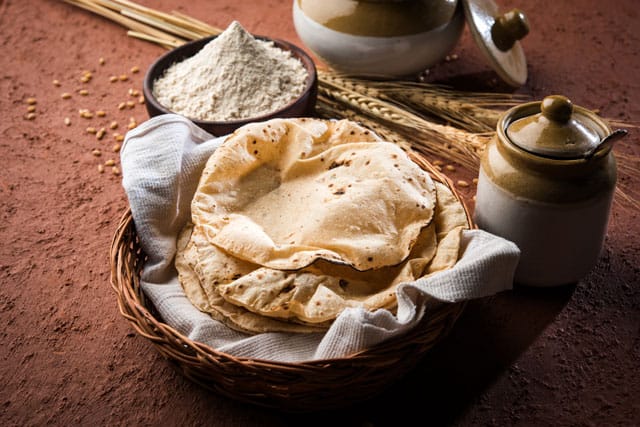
[178,223,331,334]
[191,118,436,271]
[175,118,468,333]
[215,182,466,324]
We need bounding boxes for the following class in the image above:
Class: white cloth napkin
[120,114,520,363]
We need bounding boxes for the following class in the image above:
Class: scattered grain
[61,92,72,99]
[125,100,135,109]
[109,121,118,130]
[111,166,121,175]
[25,112,36,120]
[92,149,102,157]
[26,97,37,105]
[64,117,71,126]
[472,178,478,185]
[99,57,106,65]
[96,128,106,140]
[114,134,124,142]
[104,159,116,166]
[79,89,89,96]
[433,160,444,166]
[112,143,121,152]
[109,76,118,83]
[27,105,36,113]
[86,127,97,134]
[138,95,145,104]
[119,74,128,81]
[131,66,140,74]
[117,102,126,110]
[445,164,456,172]
[53,79,61,87]
[96,110,106,117]
[457,180,470,188]
[98,164,105,173]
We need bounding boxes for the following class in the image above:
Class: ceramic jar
[292,0,465,76]
[292,0,530,84]
[474,95,623,286]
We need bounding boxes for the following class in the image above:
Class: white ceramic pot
[292,0,465,77]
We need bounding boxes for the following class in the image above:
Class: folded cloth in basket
[120,114,519,363]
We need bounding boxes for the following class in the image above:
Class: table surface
[1,0,638,425]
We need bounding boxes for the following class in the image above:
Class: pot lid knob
[506,95,604,159]
[491,9,530,51]
[541,95,573,123]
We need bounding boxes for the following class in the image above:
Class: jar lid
[462,0,529,87]
[506,95,604,159]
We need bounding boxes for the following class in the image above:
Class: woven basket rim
[108,148,472,410]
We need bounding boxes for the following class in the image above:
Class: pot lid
[506,95,604,159]
[462,0,529,87]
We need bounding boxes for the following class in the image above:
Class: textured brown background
[1,0,639,426]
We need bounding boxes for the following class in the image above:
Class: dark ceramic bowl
[143,35,318,136]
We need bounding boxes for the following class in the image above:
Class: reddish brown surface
[1,0,639,425]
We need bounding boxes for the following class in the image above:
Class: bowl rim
[142,34,318,128]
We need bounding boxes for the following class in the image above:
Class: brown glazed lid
[462,0,529,87]
[506,95,606,159]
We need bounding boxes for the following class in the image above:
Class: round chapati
[175,118,469,332]
[191,119,436,271]
[214,182,466,324]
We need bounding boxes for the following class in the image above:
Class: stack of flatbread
[175,118,469,334]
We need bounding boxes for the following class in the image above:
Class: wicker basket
[109,152,470,412]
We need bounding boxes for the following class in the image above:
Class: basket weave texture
[109,152,469,412]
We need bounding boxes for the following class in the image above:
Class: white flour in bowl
[153,21,309,121]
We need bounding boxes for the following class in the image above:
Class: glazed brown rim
[109,151,470,412]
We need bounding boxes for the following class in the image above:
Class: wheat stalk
[317,77,490,171]
[318,71,524,133]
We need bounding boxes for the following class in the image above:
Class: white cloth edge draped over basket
[120,114,519,363]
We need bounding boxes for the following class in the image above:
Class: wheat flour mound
[152,21,308,121]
